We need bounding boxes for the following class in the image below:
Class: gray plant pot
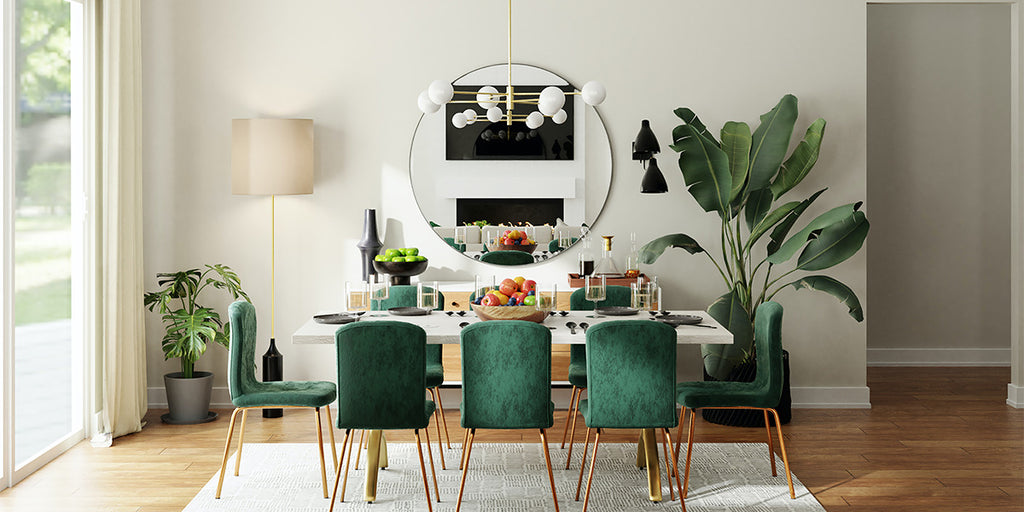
[162,371,218,424]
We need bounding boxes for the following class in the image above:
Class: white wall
[867,3,1012,366]
[141,0,868,407]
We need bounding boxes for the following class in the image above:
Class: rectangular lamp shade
[232,118,314,195]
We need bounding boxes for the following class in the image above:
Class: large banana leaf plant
[641,95,868,380]
[144,264,250,378]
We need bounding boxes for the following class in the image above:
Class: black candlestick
[357,208,383,282]
[262,338,283,418]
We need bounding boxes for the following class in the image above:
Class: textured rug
[186,442,825,511]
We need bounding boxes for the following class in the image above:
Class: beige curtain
[98,0,146,438]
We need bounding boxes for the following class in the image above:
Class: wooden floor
[0,367,1020,512]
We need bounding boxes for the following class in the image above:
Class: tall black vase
[262,338,283,418]
[357,209,383,282]
[701,350,791,427]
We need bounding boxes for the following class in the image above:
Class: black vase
[357,209,383,282]
[262,338,283,418]
[701,350,791,427]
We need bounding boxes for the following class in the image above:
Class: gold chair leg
[340,428,357,502]
[636,432,647,468]
[459,429,470,470]
[325,406,338,472]
[423,424,441,502]
[642,428,662,502]
[574,427,592,500]
[414,430,434,512]
[673,407,686,477]
[434,387,452,449]
[429,389,447,469]
[364,430,383,502]
[328,429,352,512]
[315,407,329,498]
[763,409,777,477]
[682,409,696,499]
[768,409,796,499]
[581,429,601,512]
[354,429,365,470]
[215,407,243,499]
[233,409,248,476]
[456,429,476,512]
[560,386,579,448]
[660,427,674,501]
[539,429,560,512]
[564,387,582,468]
[663,428,684,510]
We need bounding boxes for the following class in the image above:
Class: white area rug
[186,442,825,511]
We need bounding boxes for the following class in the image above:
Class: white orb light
[477,86,500,109]
[486,106,503,123]
[525,111,544,129]
[428,80,455,104]
[551,109,568,124]
[538,86,565,116]
[581,81,606,105]
[463,109,477,125]
[452,112,468,128]
[417,91,440,114]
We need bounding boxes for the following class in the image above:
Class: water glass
[345,281,369,312]
[417,281,438,310]
[454,226,468,245]
[369,276,389,311]
[536,284,557,312]
[631,281,654,311]
[474,274,495,302]
[584,275,606,305]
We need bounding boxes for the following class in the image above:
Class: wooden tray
[567,273,650,288]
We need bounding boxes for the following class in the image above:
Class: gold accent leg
[673,407,686,477]
[429,389,447,469]
[354,430,365,470]
[414,430,434,512]
[560,386,579,448]
[661,427,674,501]
[326,406,338,472]
[683,409,696,499]
[539,429,560,512]
[636,431,647,468]
[379,433,388,469]
[456,429,476,512]
[233,409,248,476]
[340,429,357,502]
[581,429,601,512]
[315,407,329,498]
[642,428,662,502]
[328,429,352,512]
[763,409,777,477]
[435,387,452,449]
[215,408,243,499]
[459,429,470,470]
[423,424,441,502]
[363,430,383,502]
[769,409,795,499]
[664,429,684,511]
[564,387,582,468]
[574,427,592,500]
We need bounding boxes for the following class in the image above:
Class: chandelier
[416,0,606,129]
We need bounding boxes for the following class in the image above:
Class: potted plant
[641,94,868,426]
[144,264,250,424]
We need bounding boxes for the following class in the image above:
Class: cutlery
[458,322,470,329]
[456,310,467,316]
[579,322,590,333]
[660,310,670,316]
[549,311,557,316]
[445,311,454,316]
[559,311,569,317]
[566,322,577,335]
[547,326,557,330]
[648,311,659,317]
[691,324,717,329]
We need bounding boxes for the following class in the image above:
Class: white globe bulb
[538,86,565,116]
[581,81,606,105]
[417,91,440,114]
[486,106,503,123]
[477,86,499,109]
[551,109,568,124]
[525,111,544,129]
[452,112,468,129]
[463,109,477,125]
[428,80,455,104]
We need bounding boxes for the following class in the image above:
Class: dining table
[292,309,732,503]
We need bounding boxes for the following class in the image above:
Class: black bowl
[372,259,429,285]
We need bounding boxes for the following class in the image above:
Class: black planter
[701,350,791,427]
[162,371,218,424]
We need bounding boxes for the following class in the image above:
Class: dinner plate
[313,313,359,325]
[594,306,639,316]
[388,307,432,316]
[658,314,702,326]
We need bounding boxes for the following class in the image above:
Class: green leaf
[747,95,799,193]
[675,125,733,216]
[673,107,720,147]
[767,200,860,264]
[720,121,751,201]
[744,188,774,233]
[747,199,801,249]
[704,288,754,380]
[770,118,826,199]
[767,188,827,255]
[639,234,705,264]
[779,275,863,321]
[797,211,870,270]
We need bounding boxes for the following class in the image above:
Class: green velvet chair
[329,321,440,512]
[456,321,560,512]
[480,250,534,265]
[574,320,683,512]
[443,237,467,252]
[216,301,338,499]
[674,301,795,500]
[561,285,633,467]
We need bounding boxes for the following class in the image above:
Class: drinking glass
[585,275,606,315]
[536,284,557,313]
[370,275,390,314]
[474,274,495,303]
[631,281,654,311]
[417,281,438,310]
[345,281,369,312]
[454,226,468,246]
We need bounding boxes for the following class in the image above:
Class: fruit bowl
[491,243,538,254]
[471,304,547,323]
[372,259,429,285]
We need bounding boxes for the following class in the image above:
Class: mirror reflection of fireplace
[456,198,564,227]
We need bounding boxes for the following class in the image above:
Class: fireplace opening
[456,198,564,227]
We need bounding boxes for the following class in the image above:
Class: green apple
[374,255,386,262]
[384,248,401,259]
[404,247,419,256]
[415,255,427,261]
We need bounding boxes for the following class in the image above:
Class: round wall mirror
[409,63,612,265]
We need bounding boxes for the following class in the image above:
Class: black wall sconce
[632,119,668,194]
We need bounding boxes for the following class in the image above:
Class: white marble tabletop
[291,309,732,345]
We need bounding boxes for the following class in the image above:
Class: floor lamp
[231,118,314,417]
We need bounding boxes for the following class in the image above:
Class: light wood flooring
[0,367,1020,511]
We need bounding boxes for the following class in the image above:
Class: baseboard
[148,386,233,408]
[1008,384,1024,408]
[868,348,1011,367]
[790,386,871,409]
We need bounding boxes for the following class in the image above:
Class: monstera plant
[642,94,868,381]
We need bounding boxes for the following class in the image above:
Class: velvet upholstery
[443,237,467,252]
[227,301,336,408]
[676,301,784,410]
[567,286,632,388]
[580,320,678,429]
[480,250,534,265]
[371,285,445,388]
[334,321,434,430]
[547,237,579,252]
[459,321,554,429]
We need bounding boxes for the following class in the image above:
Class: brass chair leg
[328,429,352,512]
[340,428,357,502]
[660,426,675,501]
[663,428,684,511]
[215,407,243,499]
[315,407,329,498]
[574,427,592,500]
[423,425,441,502]
[434,387,453,449]
[354,429,365,470]
[414,430,434,512]
[456,429,476,512]
[682,409,696,499]
[581,429,601,512]
[768,408,796,499]
[673,406,686,476]
[763,409,777,477]
[429,389,447,469]
[539,429,560,512]
[560,386,579,448]
[459,429,470,470]
[233,409,248,476]
[325,406,338,472]
[564,387,582,468]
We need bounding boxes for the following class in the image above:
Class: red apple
[482,293,501,306]
[521,279,537,293]
[499,278,518,296]
[512,291,527,304]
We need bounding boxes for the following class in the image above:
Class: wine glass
[345,281,369,313]
[585,275,606,317]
